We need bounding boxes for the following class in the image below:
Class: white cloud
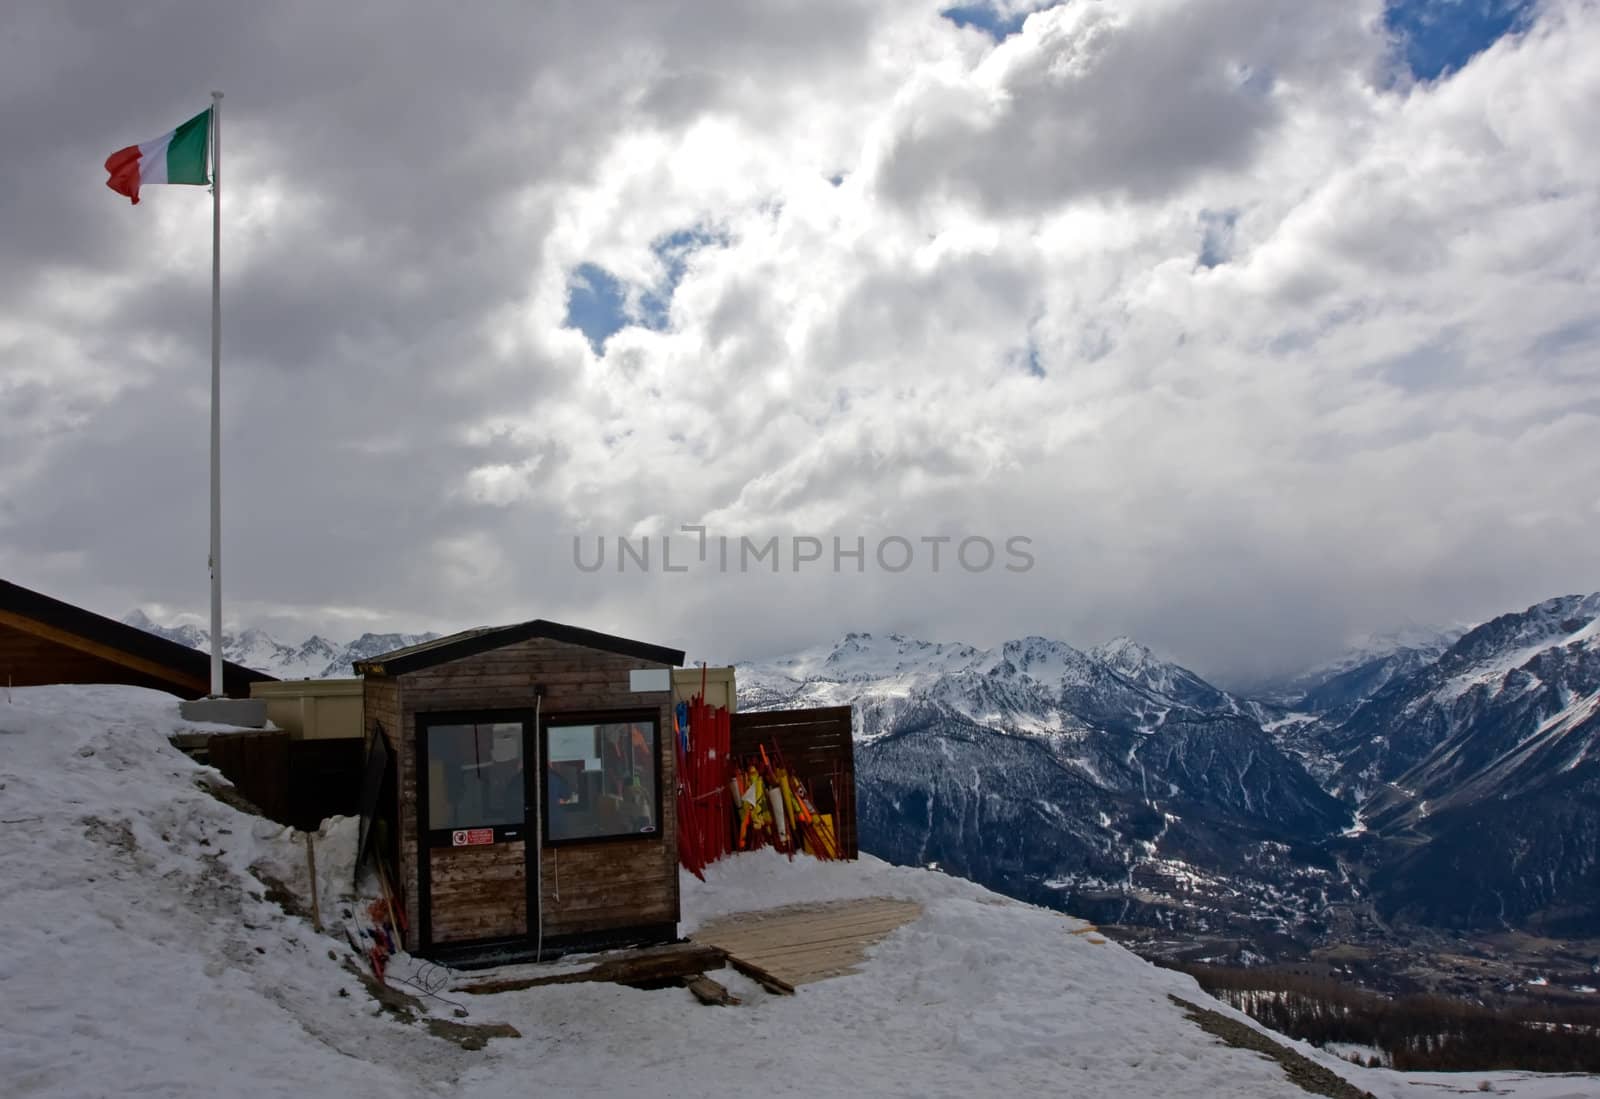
[4,0,1598,681]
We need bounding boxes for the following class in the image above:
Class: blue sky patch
[1384,0,1537,81]
[940,3,1034,42]
[565,263,627,354]
[565,226,730,353]
[639,227,729,332]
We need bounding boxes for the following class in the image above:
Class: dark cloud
[3,0,1597,688]
[876,0,1377,214]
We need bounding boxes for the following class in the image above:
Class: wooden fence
[204,731,363,831]
[729,706,857,859]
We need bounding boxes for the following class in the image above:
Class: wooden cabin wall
[362,676,406,936]
[364,675,402,752]
[388,636,677,949]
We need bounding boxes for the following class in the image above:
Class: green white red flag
[104,108,212,205]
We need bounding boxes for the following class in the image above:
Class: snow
[1434,639,1561,705]
[121,611,437,680]
[1,685,1590,1099]
[739,629,1251,752]
[1324,1041,1389,1067]
[1431,606,1600,709]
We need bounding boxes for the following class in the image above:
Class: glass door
[417,712,538,947]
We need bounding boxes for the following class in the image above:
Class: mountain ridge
[739,593,1600,943]
[121,611,437,680]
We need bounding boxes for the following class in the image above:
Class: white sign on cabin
[628,668,670,692]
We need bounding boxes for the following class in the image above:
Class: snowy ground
[1,685,1594,1099]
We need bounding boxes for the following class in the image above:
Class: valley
[736,594,1600,1005]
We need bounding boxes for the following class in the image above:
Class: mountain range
[737,594,1600,947]
[120,610,437,680]
[129,592,1600,950]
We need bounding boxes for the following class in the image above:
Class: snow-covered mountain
[740,600,1600,946]
[740,632,1352,945]
[741,631,1276,737]
[1315,593,1600,934]
[121,610,436,679]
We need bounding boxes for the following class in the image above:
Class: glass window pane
[546,720,657,842]
[426,722,525,831]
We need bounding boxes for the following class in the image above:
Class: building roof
[353,619,685,677]
[0,577,278,699]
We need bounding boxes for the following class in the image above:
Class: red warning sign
[451,828,494,847]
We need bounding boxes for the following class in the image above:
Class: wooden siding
[0,618,206,697]
[730,707,858,859]
[202,733,360,830]
[384,635,678,951]
[364,677,401,753]
[428,841,528,942]
[0,584,272,698]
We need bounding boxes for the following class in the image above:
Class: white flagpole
[208,90,224,698]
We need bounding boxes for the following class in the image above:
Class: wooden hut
[354,620,684,961]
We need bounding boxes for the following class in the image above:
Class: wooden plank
[711,948,868,979]
[539,858,672,886]
[711,928,908,965]
[694,898,917,935]
[684,974,740,1006]
[696,901,921,941]
[704,924,916,964]
[460,942,726,995]
[692,898,920,986]
[540,863,673,891]
[541,901,677,932]
[429,842,527,942]
[541,841,671,871]
[429,908,529,942]
[542,880,676,907]
[724,954,794,995]
[699,913,920,953]
[543,895,678,918]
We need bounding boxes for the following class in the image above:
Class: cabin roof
[353,619,684,677]
[0,577,278,698]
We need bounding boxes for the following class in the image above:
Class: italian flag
[104,108,212,205]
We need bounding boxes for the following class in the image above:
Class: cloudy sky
[3,0,1597,685]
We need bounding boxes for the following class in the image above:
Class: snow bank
[0,686,462,1098]
[1,686,1589,1099]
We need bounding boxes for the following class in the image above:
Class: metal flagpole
[208,90,224,698]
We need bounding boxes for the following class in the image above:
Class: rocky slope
[1320,594,1600,934]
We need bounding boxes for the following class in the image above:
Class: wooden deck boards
[693,897,922,986]
[457,942,727,995]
